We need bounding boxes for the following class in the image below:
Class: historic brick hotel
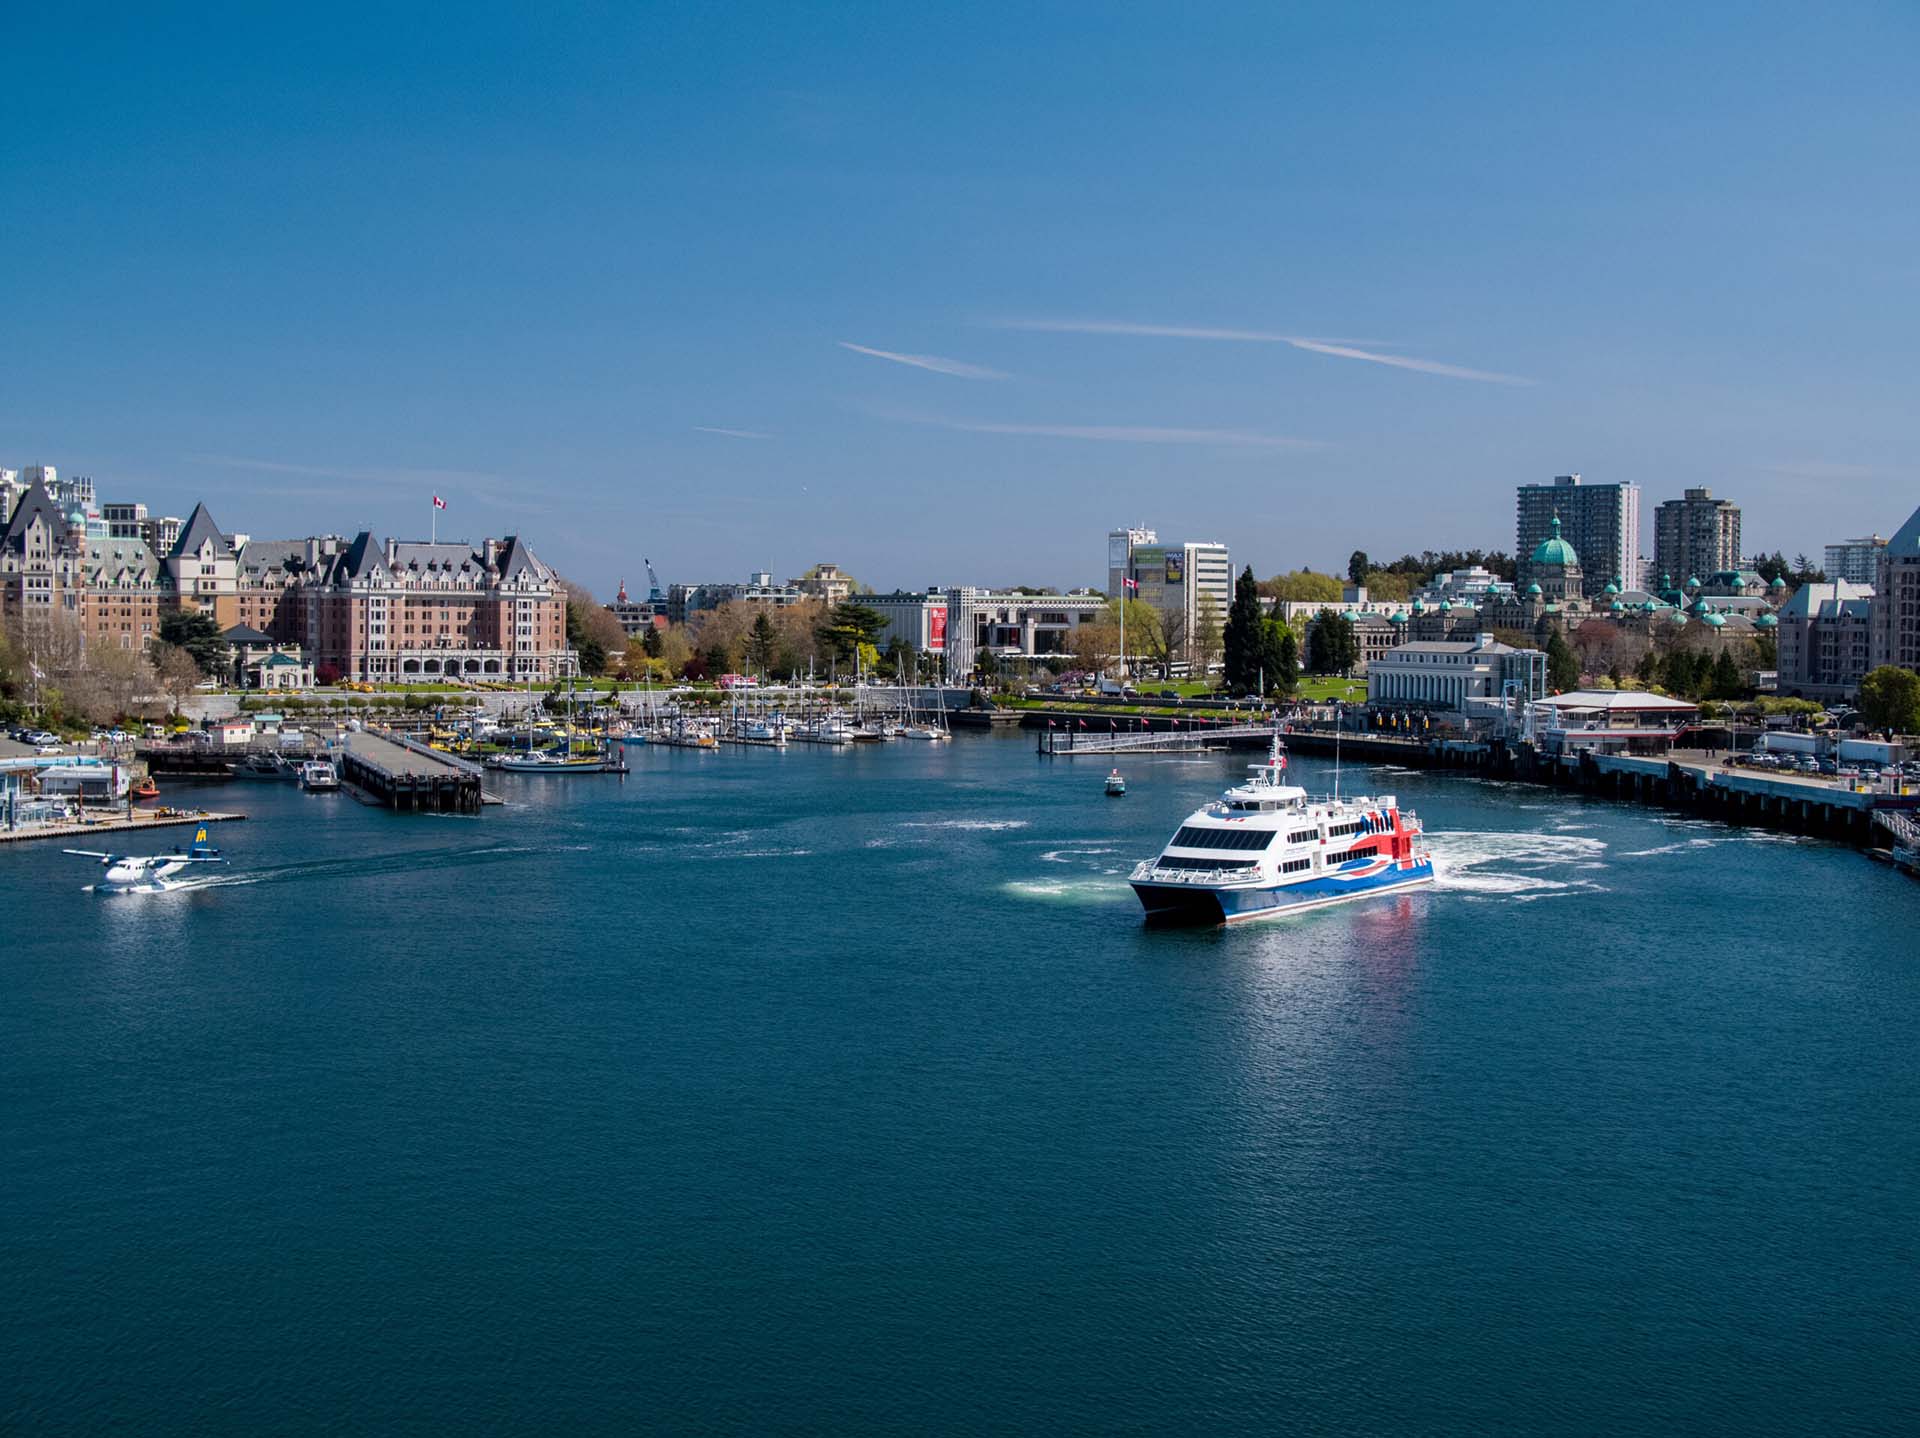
[0,480,574,682]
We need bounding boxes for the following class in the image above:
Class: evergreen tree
[1221,566,1264,693]
[1347,550,1370,586]
[1545,629,1579,692]
[1272,622,1299,694]
[1709,649,1743,700]
[1635,648,1659,684]
[816,602,888,662]
[746,612,779,675]
[1306,611,1358,674]
[641,626,663,658]
[157,608,228,676]
[1664,648,1697,696]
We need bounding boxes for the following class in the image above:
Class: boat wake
[1426,830,1609,902]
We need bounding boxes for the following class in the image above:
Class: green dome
[1439,599,1453,612]
[1660,573,1673,590]
[1342,609,1359,621]
[1525,581,1542,597]
[1641,600,1659,612]
[1755,611,1778,628]
[1731,573,1747,589]
[1685,575,1701,590]
[1388,610,1407,624]
[1608,600,1624,613]
[1668,608,1688,625]
[1703,610,1726,628]
[1602,580,1619,596]
[1530,515,1580,569]
[1769,574,1787,590]
[1411,599,1426,613]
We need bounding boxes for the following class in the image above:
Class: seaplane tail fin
[187,826,222,859]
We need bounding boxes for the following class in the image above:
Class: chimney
[483,538,499,569]
[385,537,397,567]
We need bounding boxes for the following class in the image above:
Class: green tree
[1260,619,1298,694]
[641,625,663,658]
[1635,648,1659,684]
[1545,629,1579,692]
[746,612,779,675]
[1858,665,1920,734]
[1191,592,1223,674]
[157,608,227,676]
[1306,610,1358,675]
[1663,648,1697,697]
[1347,550,1370,586]
[817,602,888,662]
[1708,649,1743,700]
[705,641,734,676]
[1261,569,1343,603]
[1222,566,1265,693]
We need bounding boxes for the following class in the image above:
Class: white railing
[1129,859,1262,886]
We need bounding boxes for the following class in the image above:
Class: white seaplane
[65,826,228,894]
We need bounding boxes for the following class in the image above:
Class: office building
[1515,474,1640,596]
[1366,635,1545,719]
[1105,527,1157,598]
[1825,536,1888,587]
[1122,539,1231,657]
[1653,488,1742,586]
[666,572,804,624]
[101,502,148,540]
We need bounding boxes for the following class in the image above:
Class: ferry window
[1153,854,1258,871]
[1288,829,1317,843]
[1281,858,1312,874]
[1169,825,1276,852]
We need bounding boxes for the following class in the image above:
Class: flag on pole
[1122,577,1138,592]
[432,494,447,510]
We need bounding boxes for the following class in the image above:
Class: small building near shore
[1528,689,1699,755]
[1366,634,1546,723]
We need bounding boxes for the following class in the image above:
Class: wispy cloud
[692,426,774,440]
[898,414,1323,449]
[1758,460,1883,481]
[187,453,546,515]
[838,341,1008,381]
[985,318,1534,385]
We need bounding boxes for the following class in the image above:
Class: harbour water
[3,732,1917,1433]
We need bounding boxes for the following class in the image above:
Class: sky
[4,1,1916,596]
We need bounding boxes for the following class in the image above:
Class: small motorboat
[130,776,160,801]
[1105,769,1127,797]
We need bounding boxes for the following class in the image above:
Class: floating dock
[0,808,245,846]
[340,731,485,814]
[1037,720,1280,756]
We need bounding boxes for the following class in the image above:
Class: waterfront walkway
[340,731,486,814]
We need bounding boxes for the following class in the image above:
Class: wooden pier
[1037,720,1280,756]
[340,730,484,814]
[0,808,245,846]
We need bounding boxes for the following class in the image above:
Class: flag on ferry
[432,494,447,510]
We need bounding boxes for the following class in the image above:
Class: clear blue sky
[5,2,1915,595]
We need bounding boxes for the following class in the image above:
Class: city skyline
[5,4,1915,593]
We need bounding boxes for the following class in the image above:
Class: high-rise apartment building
[1515,475,1640,597]
[1824,536,1887,587]
[1653,488,1742,584]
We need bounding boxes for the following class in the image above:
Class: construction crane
[644,559,665,604]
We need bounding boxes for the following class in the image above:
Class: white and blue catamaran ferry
[1130,736,1434,924]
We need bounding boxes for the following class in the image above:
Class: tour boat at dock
[1130,737,1433,925]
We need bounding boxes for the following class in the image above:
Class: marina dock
[0,808,245,846]
[1037,719,1280,755]
[340,730,485,814]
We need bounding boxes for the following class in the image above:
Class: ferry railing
[1128,859,1262,886]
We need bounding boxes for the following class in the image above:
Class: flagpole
[431,496,436,546]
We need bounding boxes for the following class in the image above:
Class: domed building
[1530,516,1584,602]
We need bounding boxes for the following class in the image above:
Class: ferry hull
[1134,858,1435,927]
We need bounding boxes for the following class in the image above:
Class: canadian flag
[432,495,447,510]
[1122,577,1138,592]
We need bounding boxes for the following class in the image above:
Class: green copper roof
[1755,612,1778,628]
[1525,581,1542,596]
[1529,515,1579,569]
[1769,574,1787,589]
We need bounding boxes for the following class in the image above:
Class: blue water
[3,733,1917,1434]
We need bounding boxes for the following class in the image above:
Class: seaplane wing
[62,849,117,862]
